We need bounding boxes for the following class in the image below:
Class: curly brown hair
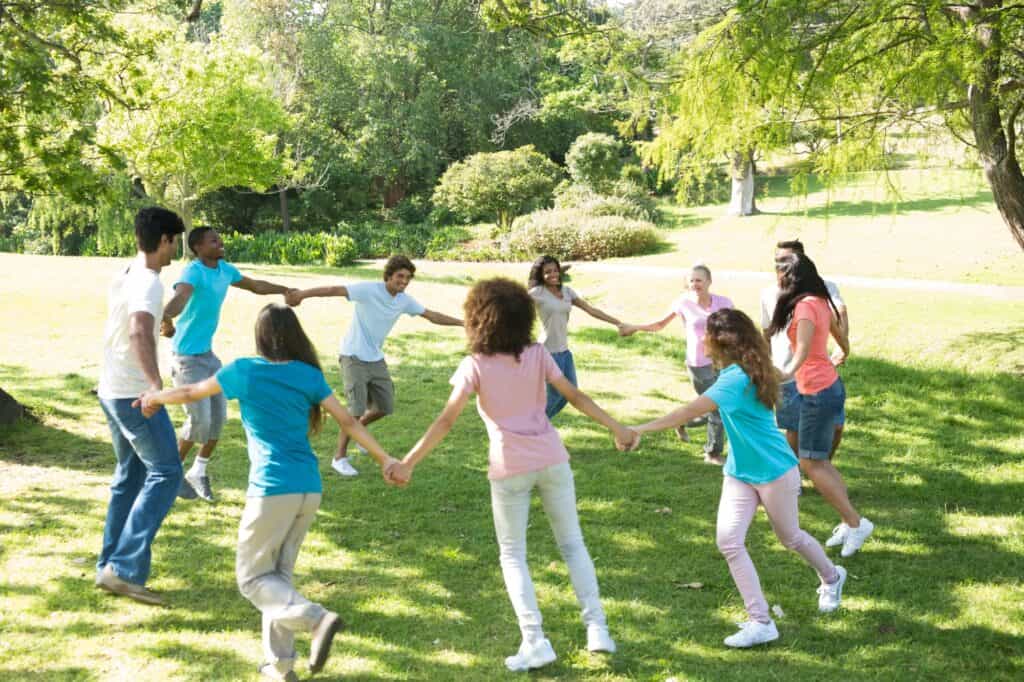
[464,278,536,360]
[384,255,416,280]
[704,308,780,410]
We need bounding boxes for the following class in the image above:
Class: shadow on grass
[778,188,992,220]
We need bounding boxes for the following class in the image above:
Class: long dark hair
[767,253,839,337]
[464,278,536,360]
[254,303,324,434]
[527,255,562,290]
[705,309,780,409]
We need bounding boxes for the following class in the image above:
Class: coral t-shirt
[787,297,838,394]
[449,343,570,480]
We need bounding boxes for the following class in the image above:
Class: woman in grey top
[527,255,626,418]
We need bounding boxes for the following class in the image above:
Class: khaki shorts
[339,355,394,416]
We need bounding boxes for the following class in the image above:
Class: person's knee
[716,530,743,558]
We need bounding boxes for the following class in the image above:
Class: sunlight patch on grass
[946,513,1024,540]
[948,582,1024,636]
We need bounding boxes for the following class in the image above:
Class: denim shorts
[775,381,846,433]
[790,378,846,460]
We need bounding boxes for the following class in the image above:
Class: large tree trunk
[0,387,25,424]
[727,149,757,216]
[966,2,1024,249]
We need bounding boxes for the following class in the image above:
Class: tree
[432,146,562,230]
[565,132,622,192]
[650,1,1024,246]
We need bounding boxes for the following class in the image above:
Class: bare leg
[829,425,844,460]
[196,439,217,461]
[784,430,799,456]
[799,458,861,528]
[333,410,386,461]
[179,438,195,463]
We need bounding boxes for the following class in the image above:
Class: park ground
[1,168,1022,681]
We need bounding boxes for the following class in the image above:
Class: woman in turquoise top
[631,309,847,649]
[138,304,402,680]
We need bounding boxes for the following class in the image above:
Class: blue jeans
[98,398,183,585]
[545,350,578,419]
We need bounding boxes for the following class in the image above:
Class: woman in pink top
[390,278,636,673]
[768,253,873,558]
[620,264,733,464]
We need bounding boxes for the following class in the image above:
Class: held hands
[382,457,412,487]
[131,389,163,418]
[613,424,641,452]
[160,317,175,338]
[617,324,637,337]
[284,289,303,307]
[830,348,847,367]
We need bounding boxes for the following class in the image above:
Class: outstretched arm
[421,309,463,326]
[619,311,675,336]
[287,285,349,306]
[633,395,717,434]
[134,375,222,417]
[572,297,622,327]
[397,387,471,482]
[550,375,637,450]
[321,394,395,472]
[233,275,293,296]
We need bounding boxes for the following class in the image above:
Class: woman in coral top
[767,253,874,558]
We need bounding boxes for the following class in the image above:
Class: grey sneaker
[185,471,214,502]
[177,477,197,500]
[96,564,165,606]
[309,611,344,673]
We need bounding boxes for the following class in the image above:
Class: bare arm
[403,387,471,471]
[572,297,622,326]
[550,374,636,448]
[233,275,292,296]
[321,394,394,469]
[128,312,162,391]
[633,395,718,434]
[290,285,349,304]
[421,309,464,326]
[620,311,675,336]
[781,318,815,380]
[134,375,222,417]
[162,283,194,321]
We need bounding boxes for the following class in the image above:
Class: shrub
[508,208,659,261]
[554,181,659,223]
[432,146,562,231]
[221,231,358,267]
[565,133,621,193]
[324,234,358,266]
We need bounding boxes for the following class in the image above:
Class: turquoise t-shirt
[704,364,798,485]
[216,358,333,497]
[172,259,243,355]
[339,281,426,362]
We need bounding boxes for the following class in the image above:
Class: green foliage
[221,231,356,266]
[432,146,562,231]
[324,234,358,267]
[565,132,622,192]
[509,208,659,261]
[555,180,659,222]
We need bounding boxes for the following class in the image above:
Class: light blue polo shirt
[172,259,243,355]
[704,364,798,485]
[340,281,425,361]
[217,358,333,497]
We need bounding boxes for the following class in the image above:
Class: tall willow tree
[649,1,1024,246]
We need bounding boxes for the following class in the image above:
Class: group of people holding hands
[94,206,873,680]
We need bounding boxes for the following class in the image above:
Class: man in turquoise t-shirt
[287,255,463,477]
[161,227,296,501]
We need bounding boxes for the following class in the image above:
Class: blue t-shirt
[172,260,243,355]
[340,281,426,361]
[704,364,798,485]
[216,358,333,497]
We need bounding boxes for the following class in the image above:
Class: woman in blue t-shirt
[137,303,401,680]
[630,309,847,649]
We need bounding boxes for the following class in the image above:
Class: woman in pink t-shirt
[767,253,874,558]
[390,278,636,673]
[620,264,733,464]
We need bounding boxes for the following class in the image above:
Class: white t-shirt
[98,255,165,399]
[760,279,844,378]
[530,285,577,354]
[339,281,425,362]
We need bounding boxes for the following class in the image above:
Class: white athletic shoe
[817,565,847,613]
[331,457,359,477]
[723,620,779,648]
[504,638,557,672]
[825,523,850,548]
[586,625,616,653]
[841,518,874,557]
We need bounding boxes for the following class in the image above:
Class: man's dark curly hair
[464,278,536,360]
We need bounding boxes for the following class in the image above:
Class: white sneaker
[586,625,616,653]
[817,565,847,613]
[331,457,359,477]
[841,518,874,557]
[723,620,779,648]
[825,523,850,548]
[504,638,557,672]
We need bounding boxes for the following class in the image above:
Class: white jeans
[490,461,606,643]
[236,493,326,675]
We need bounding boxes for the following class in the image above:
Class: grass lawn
[2,182,1023,680]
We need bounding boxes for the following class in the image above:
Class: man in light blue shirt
[161,227,296,501]
[288,255,463,476]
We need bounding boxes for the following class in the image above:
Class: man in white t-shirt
[288,255,463,477]
[94,207,185,606]
[760,239,850,456]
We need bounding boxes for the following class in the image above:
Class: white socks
[189,457,209,477]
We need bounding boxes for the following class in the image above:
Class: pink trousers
[716,466,838,623]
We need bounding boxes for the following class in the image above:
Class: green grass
[2,177,1023,681]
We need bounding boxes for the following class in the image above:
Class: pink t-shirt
[449,343,570,480]
[787,297,838,394]
[672,293,734,367]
